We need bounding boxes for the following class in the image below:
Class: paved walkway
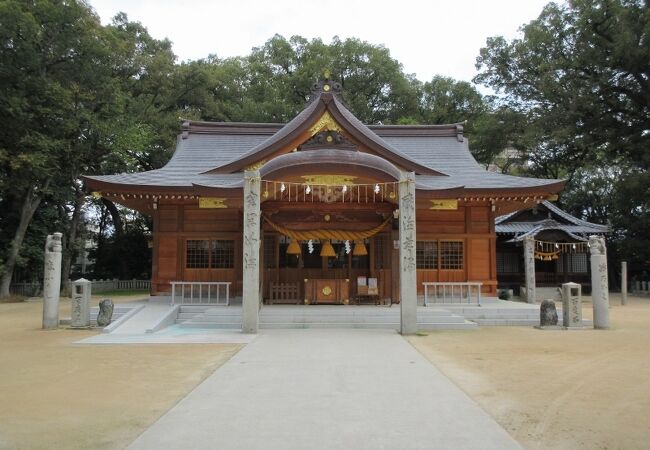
[128,329,520,450]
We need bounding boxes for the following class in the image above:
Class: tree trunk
[0,185,45,297]
[101,198,123,236]
[100,198,128,278]
[61,187,85,285]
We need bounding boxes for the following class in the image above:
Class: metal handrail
[170,281,231,306]
[423,282,483,306]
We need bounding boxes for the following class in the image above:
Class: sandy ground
[409,293,650,450]
[0,296,242,450]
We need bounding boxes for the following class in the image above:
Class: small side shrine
[495,201,608,295]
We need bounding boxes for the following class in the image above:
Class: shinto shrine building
[84,78,565,333]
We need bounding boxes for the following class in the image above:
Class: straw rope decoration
[263,215,391,241]
[533,239,589,261]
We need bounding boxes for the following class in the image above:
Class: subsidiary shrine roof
[496,201,609,242]
[84,78,565,199]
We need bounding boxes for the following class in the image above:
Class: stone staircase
[176,305,477,330]
[443,303,592,327]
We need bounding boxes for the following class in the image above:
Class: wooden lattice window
[186,240,210,269]
[211,240,234,268]
[416,241,438,269]
[186,240,234,269]
[559,253,588,273]
[497,252,520,273]
[440,241,464,270]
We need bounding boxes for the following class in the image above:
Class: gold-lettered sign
[429,199,458,210]
[199,197,227,209]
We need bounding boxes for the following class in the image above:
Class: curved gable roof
[208,85,441,175]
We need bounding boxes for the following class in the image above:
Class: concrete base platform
[127,329,521,450]
[75,326,256,345]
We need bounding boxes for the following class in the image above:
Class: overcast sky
[88,0,552,84]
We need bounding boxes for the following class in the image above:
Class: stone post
[523,235,536,304]
[42,233,63,329]
[399,171,417,334]
[562,282,582,328]
[589,235,609,329]
[71,278,91,328]
[242,170,261,333]
[621,261,627,306]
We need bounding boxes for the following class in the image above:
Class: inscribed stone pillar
[621,261,627,306]
[71,278,91,328]
[399,171,417,334]
[523,235,536,304]
[242,170,261,333]
[42,233,63,329]
[561,282,582,328]
[589,235,610,329]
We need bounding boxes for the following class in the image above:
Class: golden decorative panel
[308,111,342,136]
[429,199,458,210]
[199,197,228,209]
[301,174,357,186]
[245,160,266,171]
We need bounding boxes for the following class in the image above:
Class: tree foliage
[475,0,650,273]
[6,0,645,292]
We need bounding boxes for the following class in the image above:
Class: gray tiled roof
[86,116,562,192]
[496,201,608,239]
[384,136,559,190]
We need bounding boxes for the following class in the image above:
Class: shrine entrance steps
[175,305,478,330]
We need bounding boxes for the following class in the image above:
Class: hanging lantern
[286,239,301,255]
[320,240,336,257]
[353,240,368,256]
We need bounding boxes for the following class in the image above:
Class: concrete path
[128,329,520,450]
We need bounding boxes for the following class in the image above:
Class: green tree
[0,0,116,296]
[475,0,650,273]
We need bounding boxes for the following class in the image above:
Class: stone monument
[540,299,558,326]
[562,282,582,328]
[70,278,91,328]
[97,299,114,327]
[589,235,610,329]
[42,233,63,329]
[523,235,536,304]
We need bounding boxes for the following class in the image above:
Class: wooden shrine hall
[83,77,565,333]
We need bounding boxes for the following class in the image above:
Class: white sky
[88,0,552,84]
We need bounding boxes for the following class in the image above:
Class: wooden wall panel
[416,208,466,222]
[158,206,178,232]
[157,235,178,280]
[183,207,241,232]
[183,268,237,284]
[468,238,490,280]
[469,206,490,234]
